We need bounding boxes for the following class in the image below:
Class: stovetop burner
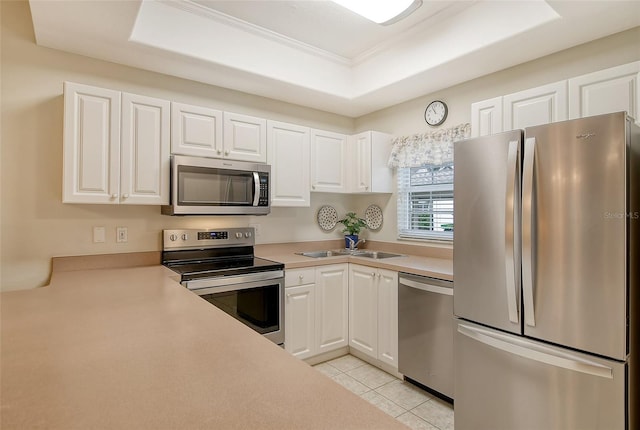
[162,228,283,282]
[167,256,283,281]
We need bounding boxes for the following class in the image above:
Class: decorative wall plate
[364,205,383,230]
[317,205,338,231]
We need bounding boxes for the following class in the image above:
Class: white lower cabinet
[348,264,399,368]
[284,264,348,359]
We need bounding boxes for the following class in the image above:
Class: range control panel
[163,228,255,250]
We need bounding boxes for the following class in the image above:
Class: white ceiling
[29,0,640,117]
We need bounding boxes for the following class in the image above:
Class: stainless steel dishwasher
[398,272,454,400]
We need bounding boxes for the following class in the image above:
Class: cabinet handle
[122,194,129,199]
[299,275,304,280]
[225,150,230,156]
[217,149,222,155]
[110,193,118,199]
[312,185,316,190]
[371,272,376,277]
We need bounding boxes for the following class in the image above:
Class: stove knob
[181,233,189,241]
[235,232,243,239]
[245,232,252,238]
[169,234,178,242]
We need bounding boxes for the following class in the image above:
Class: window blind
[397,163,454,241]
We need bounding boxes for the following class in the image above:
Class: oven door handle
[184,270,284,291]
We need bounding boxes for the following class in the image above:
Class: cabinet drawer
[285,268,316,287]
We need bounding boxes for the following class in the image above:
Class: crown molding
[163,0,352,66]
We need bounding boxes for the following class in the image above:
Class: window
[397,163,454,241]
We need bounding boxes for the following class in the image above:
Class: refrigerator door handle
[505,140,519,324]
[457,323,614,379]
[522,137,536,327]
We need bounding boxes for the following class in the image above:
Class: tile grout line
[318,357,439,428]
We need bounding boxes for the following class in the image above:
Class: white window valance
[388,123,471,168]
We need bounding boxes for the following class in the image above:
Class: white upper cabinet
[471,62,640,136]
[223,112,267,163]
[171,102,223,158]
[568,61,640,121]
[63,82,121,204]
[470,96,503,137]
[267,120,310,207]
[63,82,170,205]
[120,93,170,205]
[503,81,568,130]
[350,131,393,194]
[310,129,348,193]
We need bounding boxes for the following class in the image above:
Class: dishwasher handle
[399,276,453,296]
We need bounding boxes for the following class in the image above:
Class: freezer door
[455,320,627,430]
[523,112,628,360]
[454,130,522,334]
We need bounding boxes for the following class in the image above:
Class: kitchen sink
[296,250,405,259]
[296,250,352,258]
[352,251,405,259]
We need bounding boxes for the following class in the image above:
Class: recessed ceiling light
[332,0,423,25]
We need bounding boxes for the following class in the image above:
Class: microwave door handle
[253,172,260,206]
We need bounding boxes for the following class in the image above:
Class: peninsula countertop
[1,265,407,430]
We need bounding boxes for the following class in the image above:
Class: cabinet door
[63,82,120,204]
[503,81,567,130]
[569,61,640,121]
[369,131,394,193]
[352,132,371,193]
[120,93,170,205]
[285,284,315,360]
[267,121,310,207]
[471,96,503,137]
[377,268,398,368]
[223,112,267,162]
[315,264,349,354]
[310,129,348,193]
[349,265,378,358]
[171,102,223,158]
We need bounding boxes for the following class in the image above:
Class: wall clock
[424,100,448,126]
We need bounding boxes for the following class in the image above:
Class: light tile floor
[313,355,454,430]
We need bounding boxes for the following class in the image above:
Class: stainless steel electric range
[162,228,284,345]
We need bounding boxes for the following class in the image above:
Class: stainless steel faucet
[347,237,366,251]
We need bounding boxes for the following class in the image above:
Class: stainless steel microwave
[161,155,270,216]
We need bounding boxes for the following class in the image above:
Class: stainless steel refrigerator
[453,112,639,430]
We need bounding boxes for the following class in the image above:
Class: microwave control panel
[258,173,269,206]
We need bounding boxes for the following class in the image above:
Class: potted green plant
[338,212,367,249]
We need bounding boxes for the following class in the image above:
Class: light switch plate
[116,227,128,243]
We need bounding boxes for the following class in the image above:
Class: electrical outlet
[249,223,261,237]
[116,227,128,243]
[93,226,106,243]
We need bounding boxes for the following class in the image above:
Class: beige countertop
[255,241,453,281]
[1,265,407,430]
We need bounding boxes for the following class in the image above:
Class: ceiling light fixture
[332,0,423,25]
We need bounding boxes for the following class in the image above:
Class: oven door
[184,271,284,345]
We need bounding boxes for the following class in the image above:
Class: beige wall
[1,1,356,291]
[2,0,639,291]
